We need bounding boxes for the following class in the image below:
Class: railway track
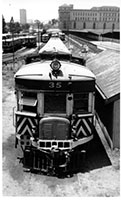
[2,43,45,64]
[2,36,101,64]
[68,34,102,54]
[2,48,38,63]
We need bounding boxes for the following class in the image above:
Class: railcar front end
[14,57,95,176]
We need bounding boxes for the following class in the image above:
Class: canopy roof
[87,49,120,101]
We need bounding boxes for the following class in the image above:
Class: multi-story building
[59,5,120,31]
[58,4,73,30]
[20,9,27,24]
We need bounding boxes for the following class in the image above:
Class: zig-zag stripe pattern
[16,116,38,136]
[72,117,93,138]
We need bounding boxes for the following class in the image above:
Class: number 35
[49,82,62,88]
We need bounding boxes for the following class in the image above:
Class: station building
[59,4,120,32]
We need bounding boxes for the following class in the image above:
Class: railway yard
[2,36,120,196]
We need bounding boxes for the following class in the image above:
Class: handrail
[95,112,113,149]
[13,106,16,127]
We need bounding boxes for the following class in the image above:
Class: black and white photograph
[2,0,120,197]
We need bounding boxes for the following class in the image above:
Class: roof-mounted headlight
[50,59,61,71]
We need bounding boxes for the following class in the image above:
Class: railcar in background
[13,36,95,176]
[25,35,37,48]
[41,33,50,43]
[47,28,65,41]
[19,34,37,48]
[2,33,12,40]
[2,34,37,53]
[58,32,65,41]
[2,37,22,53]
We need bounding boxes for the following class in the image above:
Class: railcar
[47,29,65,41]
[14,36,95,176]
[2,33,12,40]
[2,37,22,53]
[25,35,37,48]
[59,32,65,41]
[41,33,50,43]
[2,34,37,53]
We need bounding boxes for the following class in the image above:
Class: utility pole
[112,24,115,42]
[35,20,40,48]
[10,17,15,68]
[67,19,70,49]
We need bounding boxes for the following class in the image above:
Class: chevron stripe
[21,125,33,136]
[28,118,35,127]
[17,118,26,133]
[16,116,24,128]
[16,116,38,136]
[87,118,93,129]
[81,120,91,136]
[83,119,91,133]
[75,119,81,128]
[77,125,87,137]
[72,117,93,139]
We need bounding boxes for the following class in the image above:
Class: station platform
[91,41,120,51]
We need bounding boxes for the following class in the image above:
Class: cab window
[73,93,88,114]
[44,93,66,113]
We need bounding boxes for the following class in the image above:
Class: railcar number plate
[49,82,62,89]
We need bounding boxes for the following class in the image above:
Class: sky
[2,0,121,23]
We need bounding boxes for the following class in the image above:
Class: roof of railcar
[47,28,62,33]
[39,37,71,55]
[15,60,95,81]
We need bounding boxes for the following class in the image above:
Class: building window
[73,21,76,29]
[63,21,66,29]
[93,22,96,29]
[112,23,115,30]
[103,22,106,29]
[83,22,86,29]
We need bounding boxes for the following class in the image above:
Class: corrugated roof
[87,50,120,100]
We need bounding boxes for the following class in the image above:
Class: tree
[14,22,22,33]
[51,19,58,26]
[10,17,15,33]
[2,15,7,33]
[21,23,30,32]
[51,19,56,25]
[8,18,22,34]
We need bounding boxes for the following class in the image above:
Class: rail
[2,45,42,64]
[68,34,102,53]
[101,37,120,43]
